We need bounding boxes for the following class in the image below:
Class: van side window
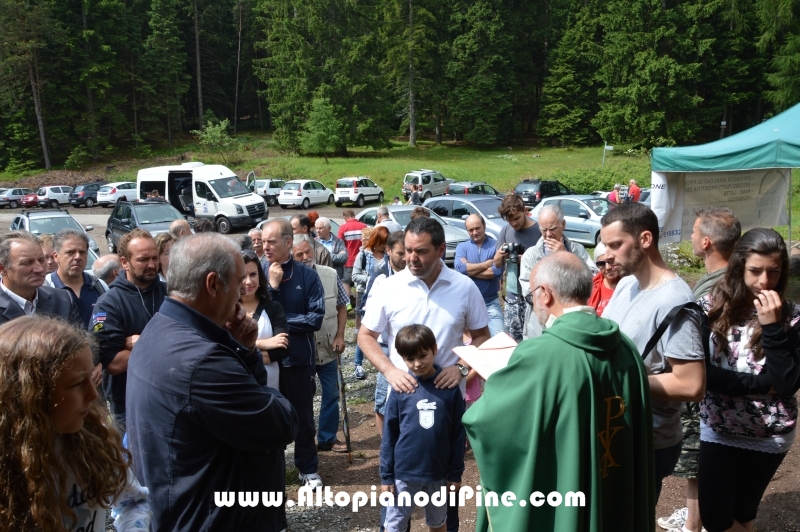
[423,175,431,185]
[195,182,208,198]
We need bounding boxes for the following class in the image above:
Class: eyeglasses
[524,285,543,306]
[595,260,607,268]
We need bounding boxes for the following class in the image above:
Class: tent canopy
[651,102,800,172]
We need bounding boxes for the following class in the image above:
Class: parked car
[590,190,612,199]
[69,182,105,208]
[0,188,35,209]
[278,179,335,209]
[105,199,187,253]
[639,188,652,206]
[514,179,574,207]
[355,205,469,266]
[245,174,285,207]
[97,182,137,207]
[334,177,384,207]
[20,192,39,208]
[36,186,72,208]
[423,196,507,240]
[9,208,100,253]
[402,170,453,201]
[446,181,504,198]
[529,195,616,246]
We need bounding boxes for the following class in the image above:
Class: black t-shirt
[410,191,421,205]
[497,221,542,295]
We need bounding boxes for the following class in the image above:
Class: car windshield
[403,175,419,185]
[471,199,503,219]
[133,204,183,224]
[640,190,651,202]
[337,179,356,188]
[37,188,46,195]
[515,183,538,192]
[29,216,84,235]
[209,177,250,199]
[391,209,447,229]
[255,180,267,187]
[99,186,113,193]
[283,182,301,190]
[583,198,613,216]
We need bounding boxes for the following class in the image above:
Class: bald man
[454,214,504,337]
[169,219,193,240]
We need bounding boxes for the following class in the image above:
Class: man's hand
[332,335,345,353]
[381,484,395,494]
[755,290,782,325]
[543,237,566,254]
[124,334,140,350]
[268,262,283,290]
[447,481,461,492]
[91,363,102,387]
[434,365,463,389]
[225,302,259,350]
[386,365,419,394]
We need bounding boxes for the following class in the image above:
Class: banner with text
[650,168,790,244]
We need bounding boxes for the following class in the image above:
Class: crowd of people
[0,190,797,532]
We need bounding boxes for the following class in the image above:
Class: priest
[462,252,654,531]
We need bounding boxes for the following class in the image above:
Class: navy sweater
[380,366,466,484]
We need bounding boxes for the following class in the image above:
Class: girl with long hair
[240,250,289,389]
[0,316,150,531]
[698,228,800,532]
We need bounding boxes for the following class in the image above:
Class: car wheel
[119,196,127,202]
[280,204,287,209]
[216,216,232,234]
[355,195,365,208]
[335,201,342,208]
[49,200,58,208]
[85,198,95,208]
[267,195,277,206]
[328,194,334,205]
[106,234,115,253]
[9,200,18,209]
[378,192,384,203]
[423,192,432,200]
[301,198,310,209]
[595,232,601,246]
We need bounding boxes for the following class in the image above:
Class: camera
[501,242,524,263]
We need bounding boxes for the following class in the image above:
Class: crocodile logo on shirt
[417,398,436,429]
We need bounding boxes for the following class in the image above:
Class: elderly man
[601,202,705,504]
[249,227,269,269]
[455,214,504,337]
[262,218,326,488]
[588,242,622,317]
[338,209,367,296]
[126,233,298,531]
[169,218,192,239]
[0,231,80,325]
[519,203,596,339]
[315,216,348,279]
[463,252,654,531]
[290,214,333,268]
[376,205,402,233]
[293,234,349,453]
[628,179,641,202]
[92,253,121,287]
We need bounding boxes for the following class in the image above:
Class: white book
[453,332,518,380]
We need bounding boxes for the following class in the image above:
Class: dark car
[69,181,105,208]
[105,199,186,253]
[513,179,574,207]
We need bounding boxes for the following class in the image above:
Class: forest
[0,0,798,172]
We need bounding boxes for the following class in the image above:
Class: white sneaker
[299,472,323,489]
[657,508,687,530]
[354,365,366,379]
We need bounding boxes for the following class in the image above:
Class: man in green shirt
[463,252,654,531]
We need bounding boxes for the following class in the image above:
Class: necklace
[648,268,668,290]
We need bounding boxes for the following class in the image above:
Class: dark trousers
[280,365,318,475]
[654,441,682,503]
[698,440,787,531]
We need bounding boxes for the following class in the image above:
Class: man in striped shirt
[337,209,367,297]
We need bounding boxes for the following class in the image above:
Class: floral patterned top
[698,295,800,439]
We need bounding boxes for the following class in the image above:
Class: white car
[278,179,335,209]
[334,177,384,207]
[97,181,137,207]
[36,186,72,208]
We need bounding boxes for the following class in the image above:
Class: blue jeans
[485,298,503,338]
[354,344,364,367]
[316,359,340,445]
[654,441,682,503]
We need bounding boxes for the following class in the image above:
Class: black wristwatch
[455,364,469,377]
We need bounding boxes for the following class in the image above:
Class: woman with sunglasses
[588,242,622,316]
[240,250,290,389]
[698,228,800,532]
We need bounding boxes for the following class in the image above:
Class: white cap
[594,242,606,259]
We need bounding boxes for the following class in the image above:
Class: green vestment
[462,311,655,531]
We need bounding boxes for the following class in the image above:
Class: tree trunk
[408,0,416,147]
[166,74,173,147]
[720,104,728,139]
[435,112,441,145]
[193,0,204,127]
[131,51,139,139]
[29,58,51,169]
[82,1,98,159]
[234,0,242,134]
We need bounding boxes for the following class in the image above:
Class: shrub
[547,160,650,194]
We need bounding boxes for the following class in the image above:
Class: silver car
[423,196,507,240]
[355,205,469,266]
[0,187,35,209]
[529,195,616,247]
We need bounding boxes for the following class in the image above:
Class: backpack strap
[642,302,708,359]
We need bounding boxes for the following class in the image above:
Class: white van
[136,162,267,234]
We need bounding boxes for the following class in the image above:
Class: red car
[20,192,39,208]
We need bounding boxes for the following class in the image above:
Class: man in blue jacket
[262,218,326,488]
[126,233,298,531]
